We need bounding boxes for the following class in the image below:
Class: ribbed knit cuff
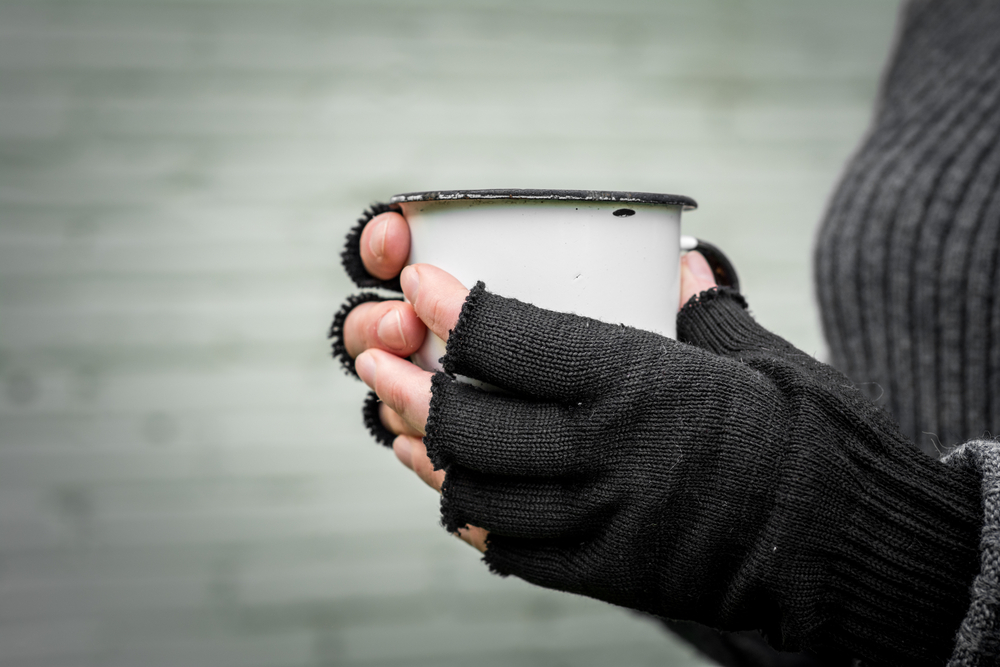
[677,287,834,379]
[677,287,790,355]
[813,447,982,666]
[340,202,403,292]
[678,288,750,346]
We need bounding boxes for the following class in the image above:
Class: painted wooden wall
[0,1,899,664]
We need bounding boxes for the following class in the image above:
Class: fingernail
[355,352,377,388]
[393,436,414,469]
[400,265,420,305]
[367,216,388,260]
[377,309,407,350]
[687,251,716,286]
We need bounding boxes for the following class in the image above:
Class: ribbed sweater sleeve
[814,0,1000,455]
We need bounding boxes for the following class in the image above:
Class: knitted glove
[332,202,408,445]
[424,284,983,667]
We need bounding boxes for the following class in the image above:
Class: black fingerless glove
[424,284,983,667]
[331,201,405,446]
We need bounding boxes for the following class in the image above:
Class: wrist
[771,434,981,666]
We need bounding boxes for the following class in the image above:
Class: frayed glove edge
[362,391,396,448]
[341,202,404,292]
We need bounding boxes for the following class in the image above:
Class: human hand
[340,208,720,371]
[338,208,488,546]
[352,271,980,663]
[338,209,719,550]
[334,207,982,665]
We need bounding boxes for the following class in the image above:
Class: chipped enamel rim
[389,189,697,211]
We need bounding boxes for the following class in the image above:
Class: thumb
[679,251,718,310]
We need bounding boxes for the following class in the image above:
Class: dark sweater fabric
[814,0,1000,456]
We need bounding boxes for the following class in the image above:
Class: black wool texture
[423,283,982,667]
[362,390,395,448]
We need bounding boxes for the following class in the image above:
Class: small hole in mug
[613,208,636,217]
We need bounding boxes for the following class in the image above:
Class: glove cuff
[341,203,403,292]
[676,287,770,353]
[328,292,397,377]
[802,445,982,665]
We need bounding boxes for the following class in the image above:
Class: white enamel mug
[390,189,737,373]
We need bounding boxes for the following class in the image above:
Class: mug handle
[680,235,740,293]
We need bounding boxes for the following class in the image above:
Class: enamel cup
[390,189,737,373]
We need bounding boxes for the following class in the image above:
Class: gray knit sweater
[814,1,1000,664]
[814,0,1000,456]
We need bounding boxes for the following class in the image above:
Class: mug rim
[389,189,697,210]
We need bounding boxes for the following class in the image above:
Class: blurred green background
[0,1,899,665]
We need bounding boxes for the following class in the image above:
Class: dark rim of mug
[389,189,697,210]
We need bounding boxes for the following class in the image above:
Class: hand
[337,212,982,665]
[341,210,484,543]
[341,211,719,550]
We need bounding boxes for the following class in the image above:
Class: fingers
[392,435,445,489]
[379,402,422,437]
[431,282,667,401]
[426,375,600,477]
[343,299,427,359]
[680,251,718,309]
[399,264,469,342]
[456,525,488,553]
[480,534,596,590]
[393,435,487,553]
[443,466,607,539]
[360,212,410,281]
[355,349,432,435]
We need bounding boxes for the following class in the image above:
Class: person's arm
[333,211,984,666]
